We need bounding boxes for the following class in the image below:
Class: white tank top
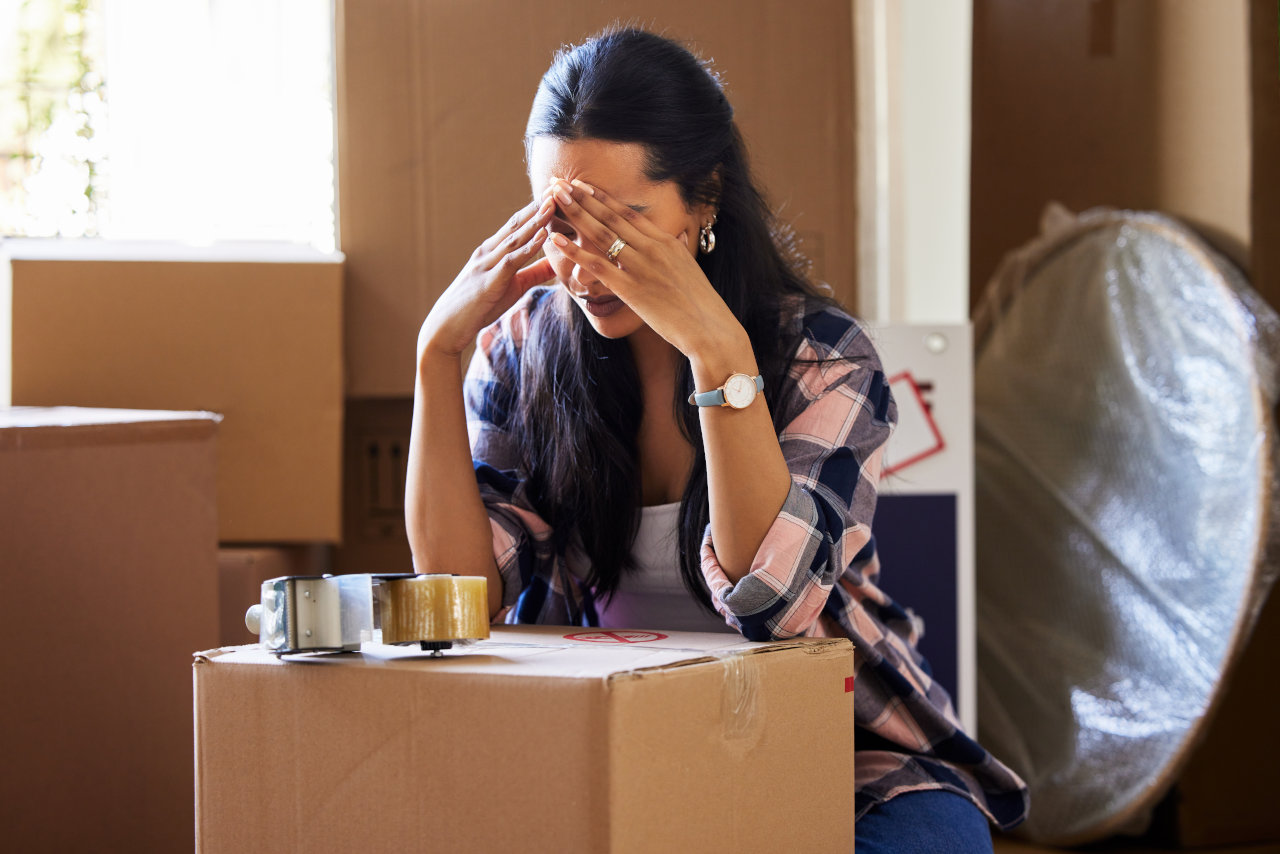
[571,502,737,634]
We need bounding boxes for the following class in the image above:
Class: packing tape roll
[380,575,490,644]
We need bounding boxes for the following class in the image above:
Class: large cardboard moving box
[217,546,329,646]
[8,253,344,542]
[195,626,856,853]
[1,406,220,853]
[970,0,1254,305]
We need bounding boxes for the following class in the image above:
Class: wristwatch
[688,373,764,409]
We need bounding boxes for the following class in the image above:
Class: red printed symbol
[564,630,668,644]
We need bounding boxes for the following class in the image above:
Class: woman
[406,26,1027,849]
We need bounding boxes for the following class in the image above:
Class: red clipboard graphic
[883,371,945,476]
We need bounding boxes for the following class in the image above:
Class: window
[1,0,335,251]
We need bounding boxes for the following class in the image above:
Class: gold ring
[606,237,627,262]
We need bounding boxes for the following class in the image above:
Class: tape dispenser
[244,573,490,656]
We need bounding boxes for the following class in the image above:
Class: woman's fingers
[548,179,644,257]
[548,231,630,286]
[503,198,554,263]
[511,255,556,295]
[480,196,554,262]
[569,179,669,243]
[479,199,536,254]
[497,224,549,275]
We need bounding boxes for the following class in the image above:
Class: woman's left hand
[545,178,745,359]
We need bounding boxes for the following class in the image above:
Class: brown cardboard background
[970,0,1252,311]
[1166,589,1280,845]
[1249,0,1280,313]
[218,547,329,645]
[0,408,219,853]
[10,259,343,542]
[337,0,857,396]
[331,397,415,576]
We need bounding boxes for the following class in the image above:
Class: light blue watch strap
[688,374,764,407]
[692,387,727,406]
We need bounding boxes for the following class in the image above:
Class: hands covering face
[542,177,731,355]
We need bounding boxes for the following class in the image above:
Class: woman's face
[527,136,707,339]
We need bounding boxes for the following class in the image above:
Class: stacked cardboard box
[195,626,856,853]
[8,254,343,543]
[1,407,220,853]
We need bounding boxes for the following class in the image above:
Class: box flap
[0,406,221,450]
[195,624,851,681]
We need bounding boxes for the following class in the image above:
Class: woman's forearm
[689,332,792,583]
[405,346,504,617]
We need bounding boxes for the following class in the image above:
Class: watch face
[723,373,757,409]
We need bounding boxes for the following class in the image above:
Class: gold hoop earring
[698,216,717,254]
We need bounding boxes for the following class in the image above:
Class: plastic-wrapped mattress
[973,205,1280,845]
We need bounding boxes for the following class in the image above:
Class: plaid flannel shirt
[463,287,1028,828]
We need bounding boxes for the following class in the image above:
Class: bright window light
[1,0,335,252]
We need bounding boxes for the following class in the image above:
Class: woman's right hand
[418,193,557,359]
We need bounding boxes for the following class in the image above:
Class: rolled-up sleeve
[701,324,896,641]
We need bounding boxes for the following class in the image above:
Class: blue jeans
[856,789,995,854]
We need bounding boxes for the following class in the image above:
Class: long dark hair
[506,27,823,610]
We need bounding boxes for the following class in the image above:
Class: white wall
[857,0,972,325]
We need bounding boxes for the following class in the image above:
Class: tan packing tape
[380,575,490,648]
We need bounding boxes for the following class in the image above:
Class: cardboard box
[218,546,331,646]
[0,406,220,853]
[7,253,344,542]
[1249,0,1280,320]
[1152,586,1280,847]
[970,0,1256,307]
[336,0,857,396]
[330,397,415,576]
[195,626,856,852]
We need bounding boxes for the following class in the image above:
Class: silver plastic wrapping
[973,205,1280,845]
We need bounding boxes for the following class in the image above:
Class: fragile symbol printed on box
[564,630,668,644]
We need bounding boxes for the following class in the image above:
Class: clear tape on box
[972,205,1280,845]
[716,653,763,743]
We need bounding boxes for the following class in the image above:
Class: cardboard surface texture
[195,625,856,853]
[1160,587,1280,846]
[8,256,344,542]
[1,406,220,853]
[331,397,415,576]
[1249,0,1280,324]
[971,0,1253,307]
[337,0,856,396]
[218,546,330,646]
